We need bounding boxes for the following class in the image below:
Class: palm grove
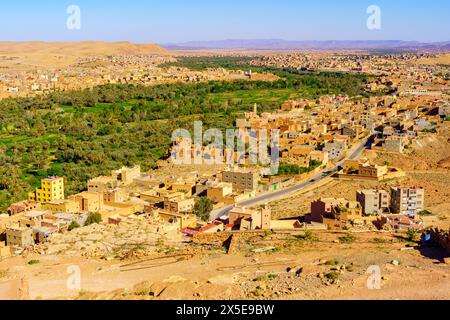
[0,60,371,212]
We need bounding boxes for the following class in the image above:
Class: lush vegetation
[162,56,255,71]
[277,161,322,175]
[0,82,280,211]
[163,56,371,98]
[193,197,214,222]
[0,57,371,212]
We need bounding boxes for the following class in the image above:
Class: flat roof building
[222,168,259,192]
[390,186,425,216]
[357,190,390,215]
[6,225,34,248]
[28,176,64,204]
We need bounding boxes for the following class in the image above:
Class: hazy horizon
[1,39,449,44]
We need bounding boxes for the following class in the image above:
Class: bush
[325,271,340,281]
[339,233,356,244]
[372,237,388,244]
[278,164,311,175]
[293,230,318,242]
[253,273,278,282]
[406,228,419,242]
[68,221,80,231]
[84,213,102,226]
[324,258,340,266]
[194,197,214,222]
[262,230,273,238]
[417,210,433,217]
[27,260,40,265]
[309,160,322,169]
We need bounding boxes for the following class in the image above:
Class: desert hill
[0,41,170,72]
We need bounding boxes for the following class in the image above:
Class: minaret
[253,103,258,116]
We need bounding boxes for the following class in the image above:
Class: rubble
[37,217,183,259]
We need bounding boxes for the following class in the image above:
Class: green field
[209,88,299,105]
[0,134,59,146]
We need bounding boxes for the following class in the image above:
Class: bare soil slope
[0,42,170,71]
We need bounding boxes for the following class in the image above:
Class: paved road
[209,134,375,221]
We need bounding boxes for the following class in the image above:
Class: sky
[0,0,449,44]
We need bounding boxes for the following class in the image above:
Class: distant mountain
[164,39,450,51]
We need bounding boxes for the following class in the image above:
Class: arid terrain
[415,53,450,65]
[0,42,169,72]
[0,228,448,300]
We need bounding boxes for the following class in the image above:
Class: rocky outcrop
[428,228,450,255]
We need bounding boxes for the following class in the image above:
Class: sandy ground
[0,230,448,300]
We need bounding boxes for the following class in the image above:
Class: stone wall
[192,231,263,244]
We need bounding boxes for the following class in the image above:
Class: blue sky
[0,0,448,43]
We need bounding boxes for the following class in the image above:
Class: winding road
[209,134,375,220]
